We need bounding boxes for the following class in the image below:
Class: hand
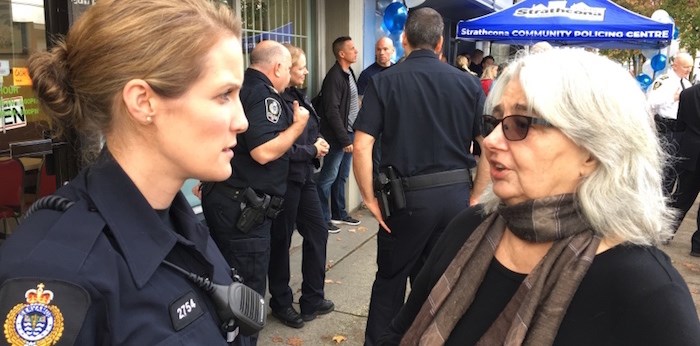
[292,100,310,126]
[192,183,202,200]
[343,144,353,153]
[364,197,391,233]
[314,137,329,158]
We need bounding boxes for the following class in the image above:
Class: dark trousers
[268,179,329,314]
[202,186,271,346]
[671,162,700,252]
[364,184,470,346]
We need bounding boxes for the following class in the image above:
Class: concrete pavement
[259,200,700,345]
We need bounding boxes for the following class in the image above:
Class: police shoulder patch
[1,278,90,346]
[265,97,281,123]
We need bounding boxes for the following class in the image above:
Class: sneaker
[328,223,341,234]
[331,216,361,226]
[301,299,335,322]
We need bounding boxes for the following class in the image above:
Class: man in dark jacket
[316,36,361,233]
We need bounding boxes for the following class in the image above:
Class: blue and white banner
[456,0,673,49]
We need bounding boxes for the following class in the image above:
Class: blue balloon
[650,54,667,72]
[673,27,680,40]
[383,2,408,35]
[636,74,652,90]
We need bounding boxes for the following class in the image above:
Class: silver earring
[146,116,153,123]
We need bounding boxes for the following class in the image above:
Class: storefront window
[1,0,47,148]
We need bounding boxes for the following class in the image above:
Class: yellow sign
[12,67,31,86]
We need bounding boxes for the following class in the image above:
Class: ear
[122,79,156,125]
[435,36,444,54]
[580,154,598,178]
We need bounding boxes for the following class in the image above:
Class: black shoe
[272,306,304,328]
[301,299,335,322]
[331,216,361,226]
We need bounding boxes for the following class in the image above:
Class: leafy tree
[601,0,698,75]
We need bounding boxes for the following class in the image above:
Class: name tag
[169,291,204,331]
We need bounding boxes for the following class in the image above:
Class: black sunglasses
[482,114,553,141]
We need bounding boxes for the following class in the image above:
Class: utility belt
[654,114,678,134]
[203,183,284,233]
[373,167,471,219]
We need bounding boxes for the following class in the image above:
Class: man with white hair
[647,52,693,195]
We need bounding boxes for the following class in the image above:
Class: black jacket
[281,87,322,183]
[677,84,700,171]
[319,61,356,148]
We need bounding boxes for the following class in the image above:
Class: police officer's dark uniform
[268,86,331,327]
[0,151,235,345]
[354,49,485,345]
[671,84,700,254]
[202,68,291,300]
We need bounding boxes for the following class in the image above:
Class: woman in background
[268,44,334,329]
[480,64,499,96]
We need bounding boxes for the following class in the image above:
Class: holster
[373,166,406,219]
[215,184,284,233]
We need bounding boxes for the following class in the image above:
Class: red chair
[0,158,25,237]
[36,159,58,198]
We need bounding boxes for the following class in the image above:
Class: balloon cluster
[376,0,408,61]
[636,9,679,91]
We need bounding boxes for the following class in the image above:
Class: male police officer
[353,8,489,345]
[647,52,693,195]
[201,40,309,346]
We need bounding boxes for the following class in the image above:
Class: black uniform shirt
[353,49,485,177]
[282,87,321,183]
[226,68,293,196]
[0,151,233,345]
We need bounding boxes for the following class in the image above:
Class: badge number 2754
[177,298,197,319]
[170,291,204,331]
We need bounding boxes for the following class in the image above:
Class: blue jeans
[317,132,354,223]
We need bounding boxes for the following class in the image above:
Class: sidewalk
[259,199,700,345]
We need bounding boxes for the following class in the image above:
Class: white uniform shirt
[647,71,692,120]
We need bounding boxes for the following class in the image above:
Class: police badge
[4,283,64,346]
[265,97,281,123]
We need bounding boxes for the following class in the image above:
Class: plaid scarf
[401,194,600,346]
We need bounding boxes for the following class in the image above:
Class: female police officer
[0,0,251,344]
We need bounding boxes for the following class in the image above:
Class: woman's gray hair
[480,48,675,245]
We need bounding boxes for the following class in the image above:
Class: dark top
[281,87,321,183]
[469,62,483,77]
[357,62,390,96]
[353,49,485,177]
[381,207,700,345]
[319,61,356,148]
[0,151,233,345]
[676,84,700,171]
[226,68,293,196]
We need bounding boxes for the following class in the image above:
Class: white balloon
[668,40,680,57]
[651,9,674,24]
[404,0,426,7]
[642,60,654,78]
